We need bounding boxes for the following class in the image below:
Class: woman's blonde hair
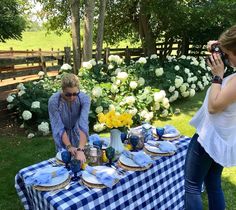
[61,73,80,90]
[219,25,236,55]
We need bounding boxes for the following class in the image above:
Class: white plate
[119,151,148,167]
[34,166,69,187]
[82,166,117,185]
[162,132,180,138]
[145,140,177,154]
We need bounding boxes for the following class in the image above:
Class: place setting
[153,125,181,141]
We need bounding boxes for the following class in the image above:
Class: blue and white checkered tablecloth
[15,137,190,210]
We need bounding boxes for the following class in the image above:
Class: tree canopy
[34,0,236,57]
[0,0,26,42]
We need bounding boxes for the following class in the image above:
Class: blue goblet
[105,146,115,167]
[129,135,139,152]
[156,127,165,141]
[70,159,81,181]
[120,132,127,143]
[93,140,103,150]
[61,150,71,170]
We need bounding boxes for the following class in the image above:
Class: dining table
[15,136,190,210]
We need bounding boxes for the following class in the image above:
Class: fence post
[10,47,15,80]
[124,46,131,65]
[103,47,110,64]
[39,48,47,75]
[64,47,71,65]
[51,48,54,66]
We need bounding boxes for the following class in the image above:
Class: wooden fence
[0,43,207,93]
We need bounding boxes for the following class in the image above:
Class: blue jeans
[184,133,225,210]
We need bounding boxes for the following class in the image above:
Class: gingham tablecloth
[15,137,190,210]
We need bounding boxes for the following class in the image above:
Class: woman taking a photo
[185,25,236,210]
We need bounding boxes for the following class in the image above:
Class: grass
[0,31,141,51]
[1,89,236,210]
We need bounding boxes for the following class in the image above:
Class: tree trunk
[138,4,156,56]
[83,0,95,61]
[70,0,81,74]
[96,0,107,61]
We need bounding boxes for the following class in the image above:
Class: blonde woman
[48,73,91,164]
[184,25,236,210]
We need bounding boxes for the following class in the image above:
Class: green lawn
[0,31,141,51]
[0,88,236,210]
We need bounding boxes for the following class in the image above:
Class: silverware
[48,158,61,167]
[111,164,126,176]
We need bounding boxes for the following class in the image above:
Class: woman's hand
[207,53,224,79]
[75,150,86,165]
[68,146,77,156]
[207,40,219,52]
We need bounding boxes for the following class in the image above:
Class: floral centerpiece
[98,110,133,153]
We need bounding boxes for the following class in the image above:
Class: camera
[208,43,229,66]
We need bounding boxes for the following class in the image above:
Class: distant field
[0,31,140,51]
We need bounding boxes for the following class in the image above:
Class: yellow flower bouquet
[97,110,133,153]
[97,110,133,129]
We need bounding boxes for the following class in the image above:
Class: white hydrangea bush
[8,53,232,134]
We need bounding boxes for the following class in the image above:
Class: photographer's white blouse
[190,72,236,167]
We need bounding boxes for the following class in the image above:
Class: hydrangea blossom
[38,71,45,77]
[27,133,35,139]
[6,95,14,103]
[60,63,72,71]
[160,110,168,117]
[18,90,26,97]
[117,72,128,81]
[137,57,147,64]
[168,86,175,93]
[123,96,136,105]
[174,65,180,71]
[31,101,40,109]
[138,77,145,86]
[155,67,164,77]
[108,55,122,64]
[129,81,138,89]
[17,83,26,91]
[150,54,158,59]
[7,104,14,109]
[38,122,50,135]
[82,62,93,70]
[22,110,32,121]
[89,59,97,66]
[128,108,138,116]
[189,89,196,97]
[92,87,103,98]
[154,92,164,103]
[95,106,103,114]
[111,84,118,93]
[93,123,106,132]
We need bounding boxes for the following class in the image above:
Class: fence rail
[0,43,208,95]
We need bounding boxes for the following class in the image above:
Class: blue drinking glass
[129,135,139,151]
[120,132,127,143]
[93,140,103,150]
[105,147,115,167]
[70,159,81,181]
[61,150,71,170]
[156,127,165,141]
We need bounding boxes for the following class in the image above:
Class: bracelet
[66,144,72,150]
[212,75,223,84]
[77,147,85,152]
